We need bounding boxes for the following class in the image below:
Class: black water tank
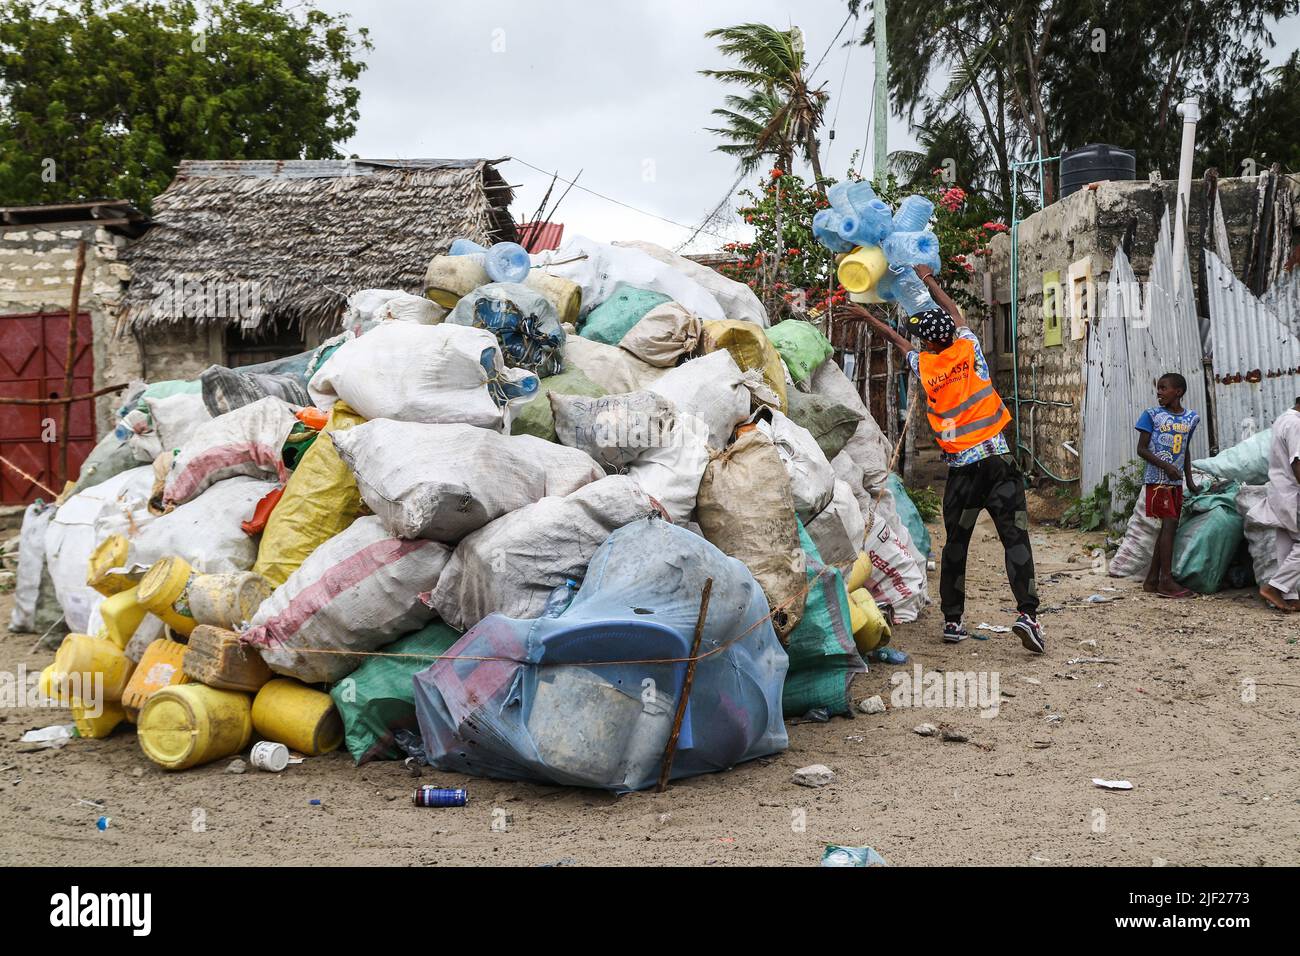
[1059,144,1136,199]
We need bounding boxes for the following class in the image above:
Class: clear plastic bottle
[879,267,938,316]
[449,237,487,256]
[485,241,531,284]
[541,578,578,618]
[893,195,934,233]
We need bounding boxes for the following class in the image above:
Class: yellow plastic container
[188,572,273,630]
[99,586,149,650]
[51,633,134,703]
[86,534,137,597]
[702,319,788,411]
[136,556,198,636]
[38,664,57,703]
[121,638,192,721]
[837,245,889,294]
[525,272,582,327]
[849,588,892,653]
[846,551,871,593]
[71,699,127,739]
[252,678,343,756]
[137,684,253,771]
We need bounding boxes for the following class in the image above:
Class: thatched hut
[114,157,515,384]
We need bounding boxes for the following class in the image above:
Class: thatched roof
[121,158,515,333]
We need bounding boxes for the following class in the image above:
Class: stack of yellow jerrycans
[844,552,893,655]
[41,542,343,773]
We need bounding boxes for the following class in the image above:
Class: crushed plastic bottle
[448,237,488,256]
[869,646,909,665]
[878,266,938,316]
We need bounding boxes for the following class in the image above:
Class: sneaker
[942,621,969,643]
[1012,613,1045,654]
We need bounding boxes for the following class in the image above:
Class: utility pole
[873,0,888,180]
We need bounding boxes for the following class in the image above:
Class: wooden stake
[656,577,713,793]
[58,240,87,485]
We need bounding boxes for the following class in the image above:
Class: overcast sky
[318,0,1300,254]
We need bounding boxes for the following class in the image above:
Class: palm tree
[700,23,829,190]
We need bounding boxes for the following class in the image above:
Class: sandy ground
[2,511,1297,867]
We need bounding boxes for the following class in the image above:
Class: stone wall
[976,174,1300,487]
[0,222,218,437]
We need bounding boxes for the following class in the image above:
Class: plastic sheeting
[413,517,788,792]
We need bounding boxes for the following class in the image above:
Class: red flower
[787,247,800,256]
[771,168,784,178]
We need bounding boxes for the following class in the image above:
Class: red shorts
[1145,484,1184,519]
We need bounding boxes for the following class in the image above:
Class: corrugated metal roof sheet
[1205,251,1300,443]
[518,221,564,252]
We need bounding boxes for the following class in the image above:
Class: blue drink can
[413,786,468,807]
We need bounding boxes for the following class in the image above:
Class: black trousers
[940,453,1039,621]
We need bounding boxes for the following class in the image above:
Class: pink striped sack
[163,396,298,507]
[243,515,450,683]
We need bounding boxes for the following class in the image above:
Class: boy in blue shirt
[1134,373,1200,598]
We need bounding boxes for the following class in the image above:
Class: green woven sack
[510,368,606,442]
[765,319,833,384]
[331,621,461,765]
[785,390,863,461]
[782,521,866,718]
[1172,483,1244,594]
[580,286,671,345]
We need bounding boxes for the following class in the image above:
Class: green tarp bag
[510,367,606,442]
[1173,483,1244,594]
[785,390,863,461]
[887,473,932,559]
[580,286,671,345]
[332,621,461,764]
[782,521,867,718]
[1191,428,1272,485]
[765,319,834,384]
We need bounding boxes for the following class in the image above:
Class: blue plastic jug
[486,242,531,284]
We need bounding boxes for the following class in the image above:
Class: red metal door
[0,311,94,504]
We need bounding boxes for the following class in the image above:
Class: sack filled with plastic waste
[550,390,680,470]
[162,396,297,507]
[428,476,661,631]
[765,319,834,385]
[782,522,866,718]
[413,516,788,791]
[1108,493,1159,578]
[806,479,867,568]
[613,239,769,327]
[696,428,806,639]
[346,289,445,326]
[253,402,365,588]
[624,411,712,525]
[564,334,666,394]
[763,409,835,521]
[1235,484,1280,586]
[9,501,62,634]
[446,281,566,377]
[308,321,538,431]
[648,349,752,451]
[333,420,603,541]
[785,390,863,462]
[510,368,606,442]
[886,473,931,560]
[244,515,450,684]
[145,391,211,452]
[618,302,703,367]
[702,319,788,411]
[70,431,140,495]
[1173,483,1246,594]
[861,509,927,622]
[1191,428,1272,485]
[532,235,726,322]
[578,285,671,345]
[199,364,310,418]
[331,620,461,765]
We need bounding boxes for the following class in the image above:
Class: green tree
[700,23,830,189]
[0,0,370,211]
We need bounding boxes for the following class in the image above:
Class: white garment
[1248,408,1300,533]
[1269,527,1300,599]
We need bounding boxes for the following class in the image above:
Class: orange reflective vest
[916,337,1011,454]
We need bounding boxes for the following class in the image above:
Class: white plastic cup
[250,740,289,773]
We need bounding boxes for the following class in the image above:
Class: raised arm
[914,265,965,328]
[844,304,915,360]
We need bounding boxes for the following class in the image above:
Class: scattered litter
[95,816,110,831]
[1054,673,1079,681]
[821,845,889,867]
[1044,714,1063,724]
[792,764,836,788]
[1067,657,1121,665]
[1028,854,1052,866]
[857,695,886,715]
[412,786,468,807]
[1078,639,1098,648]
[976,622,1011,634]
[791,707,832,725]
[19,724,75,749]
[1031,740,1051,749]
[940,727,969,743]
[1092,778,1134,791]
[844,734,865,743]
[914,723,938,737]
[869,647,909,665]
[249,741,289,773]
[309,798,322,805]
[540,858,578,867]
